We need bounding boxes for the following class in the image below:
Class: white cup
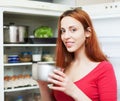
[32,62,56,81]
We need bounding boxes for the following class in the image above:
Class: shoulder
[96,61,115,78]
[97,61,113,71]
[93,61,115,78]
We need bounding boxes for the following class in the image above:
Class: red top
[53,61,117,101]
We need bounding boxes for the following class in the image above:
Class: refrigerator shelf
[4,86,39,93]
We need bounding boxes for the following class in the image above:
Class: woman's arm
[98,63,117,101]
[37,81,56,101]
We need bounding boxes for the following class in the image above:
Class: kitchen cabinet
[0,1,73,101]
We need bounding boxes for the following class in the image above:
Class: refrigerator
[82,2,120,100]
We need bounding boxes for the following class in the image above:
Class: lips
[65,41,74,48]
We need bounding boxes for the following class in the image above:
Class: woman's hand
[47,69,77,97]
[47,69,92,101]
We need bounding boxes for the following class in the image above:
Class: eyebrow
[61,25,79,29]
[69,26,76,29]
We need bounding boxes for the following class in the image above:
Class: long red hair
[55,8,107,68]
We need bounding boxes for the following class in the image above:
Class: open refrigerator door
[82,2,120,100]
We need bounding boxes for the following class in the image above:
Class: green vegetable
[34,26,53,38]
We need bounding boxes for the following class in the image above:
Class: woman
[37,8,117,101]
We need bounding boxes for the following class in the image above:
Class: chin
[67,48,75,53]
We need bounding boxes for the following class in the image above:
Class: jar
[19,52,32,62]
[32,48,42,62]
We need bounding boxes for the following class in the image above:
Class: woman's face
[61,16,88,53]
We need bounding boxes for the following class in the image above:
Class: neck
[75,45,86,59]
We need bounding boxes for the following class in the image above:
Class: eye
[70,27,77,33]
[60,28,65,34]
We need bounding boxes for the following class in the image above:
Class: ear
[85,27,91,38]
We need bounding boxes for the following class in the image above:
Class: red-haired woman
[37,8,117,101]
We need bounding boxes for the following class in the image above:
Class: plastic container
[8,55,19,63]
[19,52,32,62]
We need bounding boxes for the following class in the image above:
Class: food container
[19,52,32,62]
[8,55,19,63]
[18,26,28,42]
[3,24,28,43]
[4,25,17,43]
[4,54,8,63]
[32,54,42,62]
[32,48,42,62]
[24,38,57,44]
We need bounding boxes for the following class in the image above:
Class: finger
[48,77,64,86]
[47,84,53,88]
[48,85,65,91]
[49,73,64,82]
[53,69,66,78]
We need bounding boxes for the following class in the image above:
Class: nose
[63,31,71,39]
